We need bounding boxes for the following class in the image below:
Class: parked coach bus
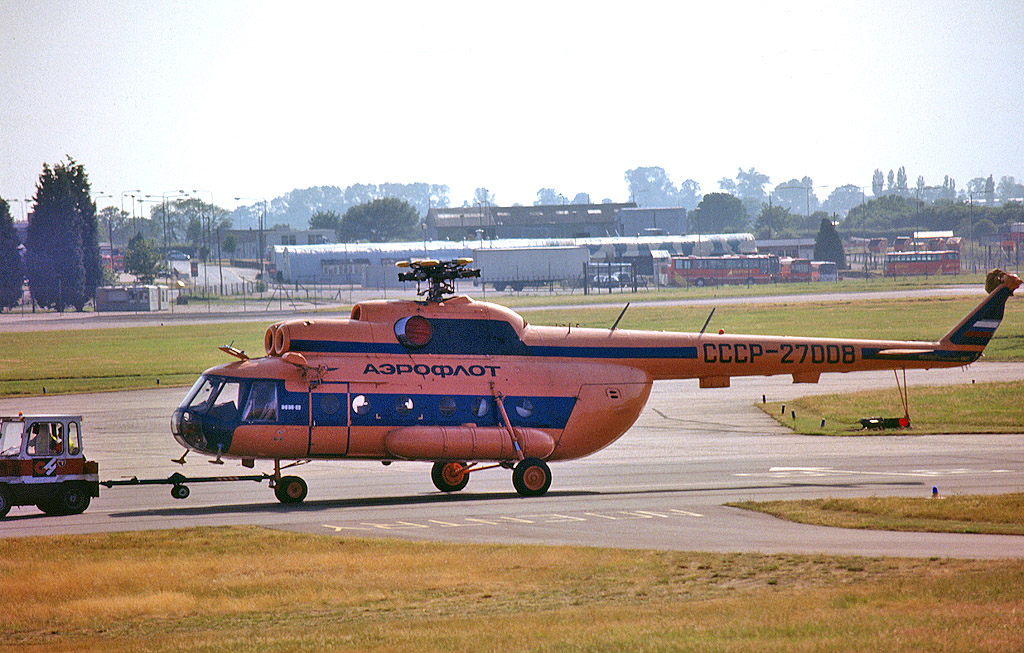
[664,254,779,286]
[811,260,838,282]
[778,257,812,282]
[884,250,960,276]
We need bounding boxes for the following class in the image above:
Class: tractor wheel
[55,483,91,515]
[0,486,10,519]
[431,461,470,493]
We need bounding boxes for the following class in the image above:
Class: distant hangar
[270,233,755,288]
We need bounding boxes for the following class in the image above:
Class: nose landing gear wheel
[274,476,308,504]
[512,458,551,497]
[431,461,470,492]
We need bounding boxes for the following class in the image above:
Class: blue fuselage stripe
[289,339,696,360]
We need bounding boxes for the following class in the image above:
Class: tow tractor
[0,414,99,518]
[0,414,276,519]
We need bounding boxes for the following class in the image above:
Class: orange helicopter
[170,259,1020,503]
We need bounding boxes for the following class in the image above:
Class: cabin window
[396,396,414,415]
[471,398,490,418]
[439,397,457,417]
[27,422,63,456]
[320,394,341,415]
[67,422,81,455]
[352,395,370,415]
[243,381,278,422]
[515,399,534,419]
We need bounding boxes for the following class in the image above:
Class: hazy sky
[2,0,1022,214]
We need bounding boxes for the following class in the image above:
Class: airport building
[269,233,755,288]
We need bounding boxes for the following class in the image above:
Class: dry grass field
[1,527,1023,652]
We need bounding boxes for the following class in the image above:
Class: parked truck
[472,245,589,292]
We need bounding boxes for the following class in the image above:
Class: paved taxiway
[3,362,1023,558]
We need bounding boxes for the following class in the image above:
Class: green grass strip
[729,493,1024,535]
[761,381,1024,435]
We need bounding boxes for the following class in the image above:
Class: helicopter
[170,259,1020,503]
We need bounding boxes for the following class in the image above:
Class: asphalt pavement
[2,362,1022,558]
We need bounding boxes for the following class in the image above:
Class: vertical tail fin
[939,270,1020,349]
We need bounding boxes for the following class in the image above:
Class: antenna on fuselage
[610,302,630,331]
[396,258,481,302]
[698,307,716,337]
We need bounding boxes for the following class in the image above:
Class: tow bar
[102,472,272,500]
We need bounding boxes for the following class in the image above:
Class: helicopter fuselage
[171,277,1016,469]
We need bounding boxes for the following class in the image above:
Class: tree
[339,198,420,242]
[0,198,24,310]
[721,167,770,219]
[473,187,496,207]
[966,177,988,197]
[625,166,679,207]
[222,233,238,255]
[822,184,865,217]
[997,176,1024,201]
[771,177,819,216]
[871,169,885,197]
[310,209,341,235]
[895,166,908,196]
[25,157,98,311]
[754,204,795,239]
[124,232,161,284]
[813,218,846,269]
[571,193,591,205]
[886,170,895,194]
[689,192,748,234]
[535,188,566,205]
[677,179,702,211]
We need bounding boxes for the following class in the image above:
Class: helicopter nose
[171,409,210,452]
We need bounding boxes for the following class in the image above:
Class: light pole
[234,197,267,280]
[147,191,188,263]
[94,193,115,273]
[122,190,141,235]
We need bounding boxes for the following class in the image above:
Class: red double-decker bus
[884,250,960,276]
[664,255,779,287]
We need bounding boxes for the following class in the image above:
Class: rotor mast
[396,258,482,302]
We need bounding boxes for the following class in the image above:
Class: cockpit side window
[209,380,243,422]
[242,381,279,422]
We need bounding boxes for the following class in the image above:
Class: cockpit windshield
[181,376,222,415]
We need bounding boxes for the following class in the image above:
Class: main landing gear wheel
[431,461,470,493]
[512,458,552,497]
[274,476,308,504]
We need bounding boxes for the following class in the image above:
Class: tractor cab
[0,415,99,518]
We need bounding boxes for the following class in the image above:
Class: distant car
[590,272,632,287]
[167,251,190,261]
